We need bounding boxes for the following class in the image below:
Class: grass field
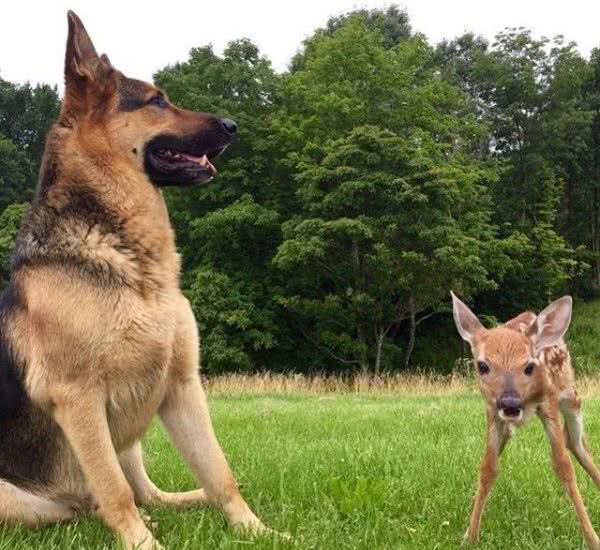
[5,379,600,549]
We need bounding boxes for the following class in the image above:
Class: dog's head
[60,11,235,187]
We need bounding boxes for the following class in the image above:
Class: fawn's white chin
[498,409,523,423]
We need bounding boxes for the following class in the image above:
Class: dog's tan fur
[0,11,268,549]
[452,293,600,549]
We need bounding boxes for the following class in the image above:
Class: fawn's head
[451,293,573,424]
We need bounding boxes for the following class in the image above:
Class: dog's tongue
[181,153,217,176]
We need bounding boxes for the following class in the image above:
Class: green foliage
[154,42,288,372]
[1,8,599,373]
[283,17,481,150]
[274,124,503,371]
[155,39,283,210]
[0,77,60,175]
[0,202,28,287]
[186,266,277,372]
[439,29,592,314]
[273,17,505,372]
[184,196,282,372]
[0,135,34,212]
[291,5,412,71]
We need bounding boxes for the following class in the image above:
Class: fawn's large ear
[63,11,114,115]
[503,311,537,333]
[451,292,484,345]
[527,296,573,353]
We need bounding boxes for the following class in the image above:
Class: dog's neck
[13,129,181,297]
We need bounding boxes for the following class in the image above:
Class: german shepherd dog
[0,11,271,549]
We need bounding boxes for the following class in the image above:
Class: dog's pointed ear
[63,11,114,114]
[451,291,484,346]
[65,11,101,84]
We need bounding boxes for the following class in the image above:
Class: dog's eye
[148,95,167,109]
[524,362,535,376]
[477,361,490,375]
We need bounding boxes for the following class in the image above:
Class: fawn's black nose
[221,118,237,135]
[497,392,523,417]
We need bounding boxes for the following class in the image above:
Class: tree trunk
[374,329,385,375]
[404,295,416,369]
[590,186,600,285]
[352,237,369,373]
[357,325,369,374]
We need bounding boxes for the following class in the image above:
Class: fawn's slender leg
[119,441,207,509]
[541,402,600,549]
[463,413,512,545]
[560,390,600,488]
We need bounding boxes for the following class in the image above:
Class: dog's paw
[138,508,159,530]
[233,520,293,542]
[124,525,162,550]
[128,535,163,550]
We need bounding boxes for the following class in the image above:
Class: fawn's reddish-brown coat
[452,293,600,549]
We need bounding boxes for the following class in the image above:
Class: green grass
[570,300,600,375]
[4,392,600,549]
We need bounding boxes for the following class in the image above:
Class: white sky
[1,0,600,89]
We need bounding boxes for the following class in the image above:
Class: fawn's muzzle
[497,392,523,419]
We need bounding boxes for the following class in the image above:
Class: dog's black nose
[497,392,522,416]
[221,118,237,135]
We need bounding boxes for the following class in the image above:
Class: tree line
[1,7,599,373]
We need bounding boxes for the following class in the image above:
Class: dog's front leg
[158,375,266,533]
[51,385,161,550]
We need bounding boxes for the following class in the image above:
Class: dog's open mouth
[151,147,223,177]
[144,141,227,187]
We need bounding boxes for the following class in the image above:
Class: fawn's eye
[524,362,535,376]
[477,361,490,375]
[148,95,168,109]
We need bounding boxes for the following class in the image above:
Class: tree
[272,16,502,370]
[291,6,412,72]
[0,135,34,212]
[0,203,28,288]
[288,17,485,146]
[0,77,60,175]
[274,125,503,372]
[581,49,600,291]
[154,40,289,372]
[436,29,589,311]
[154,39,285,235]
[184,195,281,372]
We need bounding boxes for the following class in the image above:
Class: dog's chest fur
[11,184,184,446]
[104,294,179,448]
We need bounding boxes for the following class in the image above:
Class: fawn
[451,292,600,548]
